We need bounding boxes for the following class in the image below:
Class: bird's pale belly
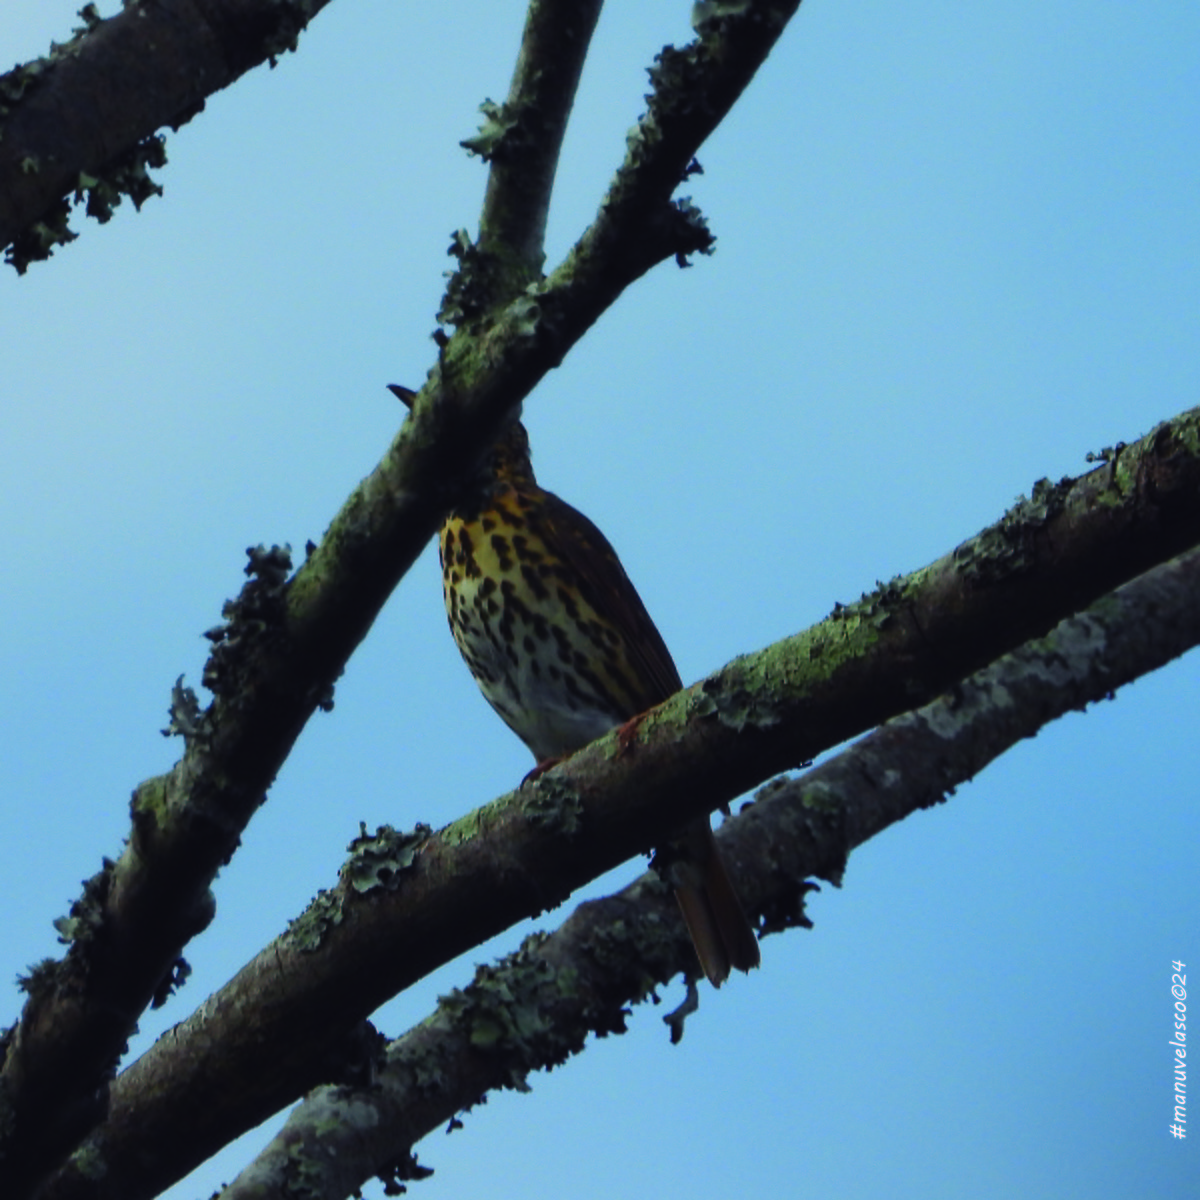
[444,560,631,761]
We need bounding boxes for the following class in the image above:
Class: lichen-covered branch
[33,403,1200,1200]
[436,0,805,369]
[213,542,1200,1200]
[467,0,605,279]
[0,6,813,1194]
[0,0,328,272]
[427,1,803,433]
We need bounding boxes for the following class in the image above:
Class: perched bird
[390,386,759,985]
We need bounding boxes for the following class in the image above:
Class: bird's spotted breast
[439,489,651,760]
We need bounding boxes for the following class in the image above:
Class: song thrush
[390,386,759,985]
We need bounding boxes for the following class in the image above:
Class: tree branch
[218,540,1200,1200]
[0,5,811,1194]
[469,0,605,276]
[33,403,1200,1200]
[0,0,330,272]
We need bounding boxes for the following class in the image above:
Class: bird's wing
[537,488,684,709]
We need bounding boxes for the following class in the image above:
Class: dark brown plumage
[392,386,759,984]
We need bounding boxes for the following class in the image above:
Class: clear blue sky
[1,2,1197,1197]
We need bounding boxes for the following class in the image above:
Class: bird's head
[387,384,535,488]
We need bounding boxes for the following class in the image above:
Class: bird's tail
[671,819,761,987]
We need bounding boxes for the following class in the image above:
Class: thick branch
[0,6,811,1194]
[35,404,1200,1200]
[0,0,328,271]
[218,542,1200,1200]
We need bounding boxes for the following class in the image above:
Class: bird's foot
[522,755,567,786]
[614,712,650,757]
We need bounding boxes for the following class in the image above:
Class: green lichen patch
[52,861,112,949]
[202,545,294,701]
[285,887,345,954]
[461,98,520,161]
[954,475,1073,584]
[438,936,583,1085]
[341,823,433,895]
[520,774,583,835]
